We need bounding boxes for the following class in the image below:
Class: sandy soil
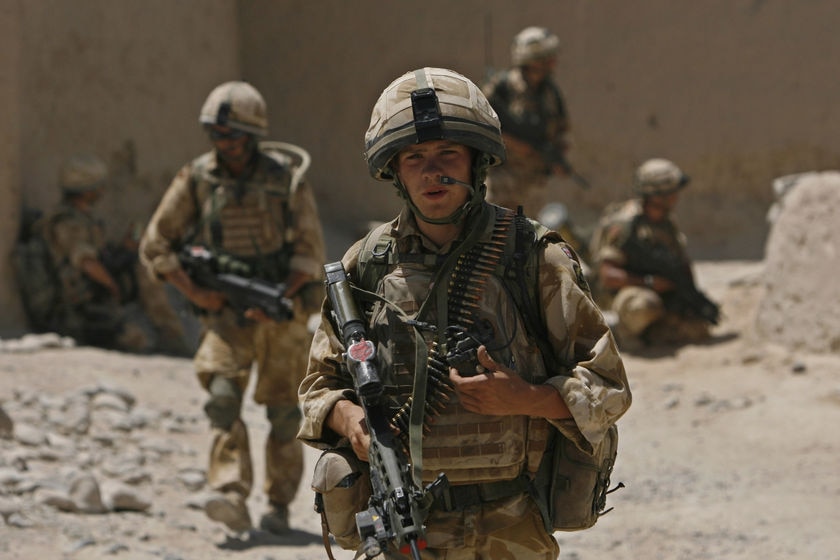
[1,260,839,560]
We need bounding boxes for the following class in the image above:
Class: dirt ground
[1,259,839,560]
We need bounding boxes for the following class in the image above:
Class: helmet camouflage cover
[59,153,108,193]
[634,158,690,196]
[199,81,268,137]
[364,67,505,182]
[511,26,560,66]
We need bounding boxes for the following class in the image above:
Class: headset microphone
[439,176,472,189]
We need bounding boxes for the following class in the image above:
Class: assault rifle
[179,245,293,322]
[621,237,720,325]
[544,149,592,191]
[324,261,431,560]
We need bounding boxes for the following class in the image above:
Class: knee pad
[311,448,371,550]
[265,405,303,443]
[204,376,242,430]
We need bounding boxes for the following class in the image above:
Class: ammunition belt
[392,207,515,438]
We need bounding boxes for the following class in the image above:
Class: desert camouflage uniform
[482,67,569,217]
[590,198,710,343]
[299,204,630,559]
[44,203,152,352]
[140,146,325,515]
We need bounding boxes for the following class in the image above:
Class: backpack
[355,208,620,532]
[12,208,62,332]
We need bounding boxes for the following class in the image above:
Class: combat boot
[204,491,252,533]
[259,503,290,534]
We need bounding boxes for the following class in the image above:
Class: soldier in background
[483,26,571,217]
[140,81,326,535]
[589,158,719,351]
[38,154,156,353]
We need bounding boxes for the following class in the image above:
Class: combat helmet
[199,81,268,137]
[58,153,108,194]
[634,158,690,196]
[511,27,560,66]
[364,67,505,224]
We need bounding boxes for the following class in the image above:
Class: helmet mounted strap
[411,70,443,143]
[216,101,232,126]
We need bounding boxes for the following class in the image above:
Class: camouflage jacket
[44,202,107,305]
[483,67,569,174]
[590,198,690,290]
[298,204,630,483]
[140,146,325,283]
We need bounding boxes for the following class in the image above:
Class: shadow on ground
[217,528,325,551]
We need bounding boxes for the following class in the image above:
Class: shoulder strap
[356,223,395,291]
[506,209,572,372]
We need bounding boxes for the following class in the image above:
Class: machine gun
[324,261,433,560]
[621,237,720,325]
[179,245,293,322]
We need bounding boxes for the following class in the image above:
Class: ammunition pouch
[311,448,371,550]
[532,424,620,532]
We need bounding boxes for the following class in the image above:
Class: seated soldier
[39,154,156,352]
[589,158,719,350]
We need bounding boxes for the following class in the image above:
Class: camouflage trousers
[485,166,549,219]
[415,493,558,559]
[194,307,312,506]
[611,286,710,344]
[314,450,558,559]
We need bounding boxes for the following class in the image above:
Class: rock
[0,497,21,521]
[13,423,47,446]
[176,468,206,492]
[102,481,152,512]
[92,392,131,413]
[0,406,12,438]
[37,488,78,512]
[757,172,840,354]
[68,473,107,514]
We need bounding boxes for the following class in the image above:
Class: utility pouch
[533,424,620,532]
[311,447,372,550]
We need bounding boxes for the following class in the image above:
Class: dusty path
[1,260,839,560]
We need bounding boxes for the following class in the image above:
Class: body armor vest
[362,207,553,484]
[189,151,295,282]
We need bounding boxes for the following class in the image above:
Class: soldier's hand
[449,346,529,416]
[328,400,371,462]
[189,288,227,312]
[244,307,273,323]
[450,346,574,421]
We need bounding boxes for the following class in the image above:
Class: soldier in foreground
[483,26,580,217]
[589,158,720,350]
[139,81,326,534]
[299,67,630,559]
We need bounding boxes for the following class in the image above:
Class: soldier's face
[644,192,679,222]
[523,56,556,85]
[395,140,472,221]
[209,125,253,166]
